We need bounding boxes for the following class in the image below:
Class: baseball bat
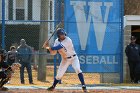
[42,22,62,49]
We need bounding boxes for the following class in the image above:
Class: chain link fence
[0,0,123,87]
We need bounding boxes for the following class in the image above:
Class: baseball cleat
[47,86,55,91]
[82,85,88,93]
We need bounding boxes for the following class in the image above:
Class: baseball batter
[45,28,87,92]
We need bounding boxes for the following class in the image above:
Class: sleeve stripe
[51,44,63,50]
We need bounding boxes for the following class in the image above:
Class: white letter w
[70,1,113,51]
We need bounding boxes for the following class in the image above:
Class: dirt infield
[9,66,100,86]
[4,66,140,93]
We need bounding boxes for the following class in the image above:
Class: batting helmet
[57,28,66,38]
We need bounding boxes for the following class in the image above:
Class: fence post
[38,0,49,81]
[2,0,5,49]
[120,0,124,83]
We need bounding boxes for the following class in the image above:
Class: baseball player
[44,28,87,92]
[0,49,21,91]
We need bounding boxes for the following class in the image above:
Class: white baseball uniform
[53,36,82,80]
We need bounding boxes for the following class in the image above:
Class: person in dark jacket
[125,36,140,83]
[17,39,33,84]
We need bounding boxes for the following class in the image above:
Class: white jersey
[53,37,82,80]
[54,36,76,57]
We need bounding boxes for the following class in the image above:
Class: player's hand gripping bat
[42,22,62,49]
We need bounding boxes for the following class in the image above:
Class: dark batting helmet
[56,28,66,38]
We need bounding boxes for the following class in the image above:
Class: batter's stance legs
[47,73,88,92]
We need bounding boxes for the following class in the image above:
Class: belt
[67,54,76,59]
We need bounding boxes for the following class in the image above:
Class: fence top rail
[0,20,63,23]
